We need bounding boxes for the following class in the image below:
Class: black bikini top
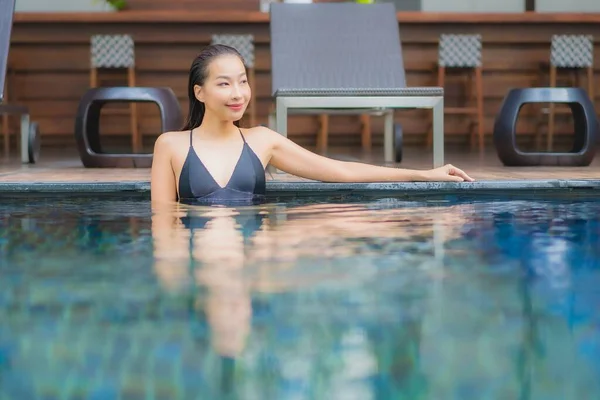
[178,129,266,205]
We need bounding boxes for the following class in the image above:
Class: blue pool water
[1,193,600,399]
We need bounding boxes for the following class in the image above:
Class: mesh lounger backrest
[269,2,406,97]
[0,0,15,102]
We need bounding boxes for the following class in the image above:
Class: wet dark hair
[182,44,246,131]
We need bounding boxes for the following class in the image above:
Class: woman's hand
[423,164,475,182]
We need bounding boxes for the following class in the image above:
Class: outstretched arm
[264,128,474,183]
[150,133,178,206]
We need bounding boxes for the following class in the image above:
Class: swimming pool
[1,193,599,399]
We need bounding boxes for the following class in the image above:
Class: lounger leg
[384,110,394,163]
[20,113,30,164]
[275,98,288,139]
[268,110,275,130]
[273,98,289,174]
[432,98,444,168]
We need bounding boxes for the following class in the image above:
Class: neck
[197,113,238,141]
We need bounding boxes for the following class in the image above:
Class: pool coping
[0,179,599,197]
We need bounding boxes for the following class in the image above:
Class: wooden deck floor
[0,147,598,183]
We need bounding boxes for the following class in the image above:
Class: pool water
[1,194,600,399]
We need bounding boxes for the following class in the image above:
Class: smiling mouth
[227,104,244,109]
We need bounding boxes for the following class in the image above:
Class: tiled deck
[0,147,599,196]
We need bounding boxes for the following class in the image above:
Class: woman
[150,45,474,206]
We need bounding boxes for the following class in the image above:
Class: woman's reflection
[151,200,472,359]
[152,204,267,358]
[149,199,481,398]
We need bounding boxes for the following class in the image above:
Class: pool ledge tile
[0,179,599,195]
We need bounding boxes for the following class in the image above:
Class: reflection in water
[0,195,600,399]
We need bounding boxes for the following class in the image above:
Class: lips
[227,104,244,111]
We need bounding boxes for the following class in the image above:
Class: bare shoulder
[241,126,282,144]
[154,130,189,153]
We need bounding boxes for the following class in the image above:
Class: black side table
[493,87,598,167]
[74,87,182,168]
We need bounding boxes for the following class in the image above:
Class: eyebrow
[215,72,247,80]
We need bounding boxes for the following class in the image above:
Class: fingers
[453,168,474,182]
[446,164,475,182]
[446,174,464,182]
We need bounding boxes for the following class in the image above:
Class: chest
[173,140,269,184]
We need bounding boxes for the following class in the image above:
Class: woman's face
[195,54,251,122]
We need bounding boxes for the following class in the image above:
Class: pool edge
[0,179,599,197]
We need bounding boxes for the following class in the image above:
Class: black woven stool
[493,87,598,166]
[74,87,182,168]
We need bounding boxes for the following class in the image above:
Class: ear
[193,84,204,103]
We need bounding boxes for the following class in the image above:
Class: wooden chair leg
[130,103,139,152]
[533,66,545,150]
[90,68,98,88]
[465,69,476,150]
[587,66,594,108]
[475,66,485,155]
[547,65,557,151]
[360,114,371,151]
[428,66,445,149]
[128,66,140,153]
[317,114,328,153]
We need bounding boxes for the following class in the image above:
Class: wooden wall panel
[125,0,261,11]
[8,12,600,151]
[125,0,348,11]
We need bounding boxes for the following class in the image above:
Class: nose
[231,83,242,100]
